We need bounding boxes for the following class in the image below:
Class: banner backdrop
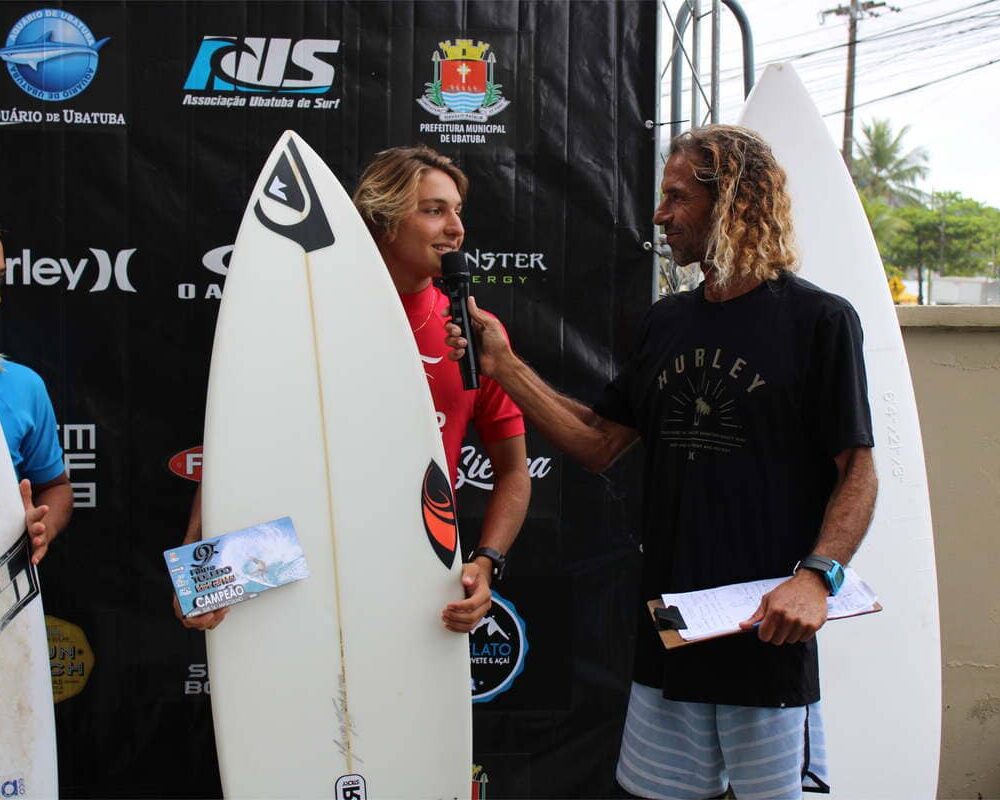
[0,2,656,796]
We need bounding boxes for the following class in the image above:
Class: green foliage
[424,80,444,107]
[853,119,929,207]
[852,119,1000,282]
[861,189,1000,279]
[483,81,502,107]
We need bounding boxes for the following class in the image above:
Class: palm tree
[853,119,929,207]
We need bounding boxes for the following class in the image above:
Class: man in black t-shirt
[446,125,877,799]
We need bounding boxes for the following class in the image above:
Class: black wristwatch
[794,554,846,596]
[469,546,507,582]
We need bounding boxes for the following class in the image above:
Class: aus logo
[184,37,339,94]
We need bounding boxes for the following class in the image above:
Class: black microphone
[439,250,479,390]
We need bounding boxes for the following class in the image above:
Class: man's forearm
[34,480,73,542]
[183,484,203,544]
[813,447,878,564]
[492,355,634,472]
[477,469,530,558]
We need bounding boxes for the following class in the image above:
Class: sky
[657,0,1000,207]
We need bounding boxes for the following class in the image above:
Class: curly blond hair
[353,145,468,243]
[669,125,798,288]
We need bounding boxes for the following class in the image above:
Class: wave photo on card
[164,516,309,617]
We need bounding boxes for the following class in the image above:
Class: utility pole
[820,1,897,174]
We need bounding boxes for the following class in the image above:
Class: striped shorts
[616,682,829,800]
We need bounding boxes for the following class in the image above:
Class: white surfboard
[0,420,59,800]
[201,131,471,799]
[739,63,941,798]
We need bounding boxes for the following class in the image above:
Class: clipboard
[647,598,720,650]
[647,596,883,651]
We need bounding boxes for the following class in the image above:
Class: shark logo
[0,30,108,71]
[3,9,111,101]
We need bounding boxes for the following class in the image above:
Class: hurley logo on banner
[182,36,342,110]
[3,248,137,293]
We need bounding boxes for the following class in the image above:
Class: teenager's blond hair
[353,145,468,242]
[669,125,798,288]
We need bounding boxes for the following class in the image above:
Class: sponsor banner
[470,579,571,713]
[184,662,210,696]
[456,443,553,493]
[169,445,203,482]
[0,3,654,796]
[471,590,527,703]
[177,244,230,301]
[463,246,548,287]
[414,33,517,149]
[3,248,138,294]
[60,422,97,509]
[0,5,126,126]
[46,614,94,702]
[181,35,342,111]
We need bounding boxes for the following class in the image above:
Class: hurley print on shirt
[657,346,766,460]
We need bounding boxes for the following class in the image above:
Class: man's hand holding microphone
[440,251,511,381]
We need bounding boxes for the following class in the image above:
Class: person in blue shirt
[0,235,73,563]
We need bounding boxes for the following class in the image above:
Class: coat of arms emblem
[417,39,510,122]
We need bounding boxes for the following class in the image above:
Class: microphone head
[439,250,469,279]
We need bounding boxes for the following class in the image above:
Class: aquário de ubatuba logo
[421,460,457,569]
[417,39,509,122]
[470,591,527,703]
[2,8,109,101]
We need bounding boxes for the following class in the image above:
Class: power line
[715,0,1000,70]
[712,3,1000,80]
[820,56,1000,115]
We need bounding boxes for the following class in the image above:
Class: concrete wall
[898,306,1000,799]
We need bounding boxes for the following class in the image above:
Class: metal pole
[841,0,859,170]
[711,0,721,123]
[690,0,701,130]
[671,0,754,140]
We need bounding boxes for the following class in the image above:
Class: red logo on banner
[416,38,509,121]
[421,460,457,568]
[441,59,486,94]
[169,446,203,482]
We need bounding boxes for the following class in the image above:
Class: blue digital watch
[795,554,845,596]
